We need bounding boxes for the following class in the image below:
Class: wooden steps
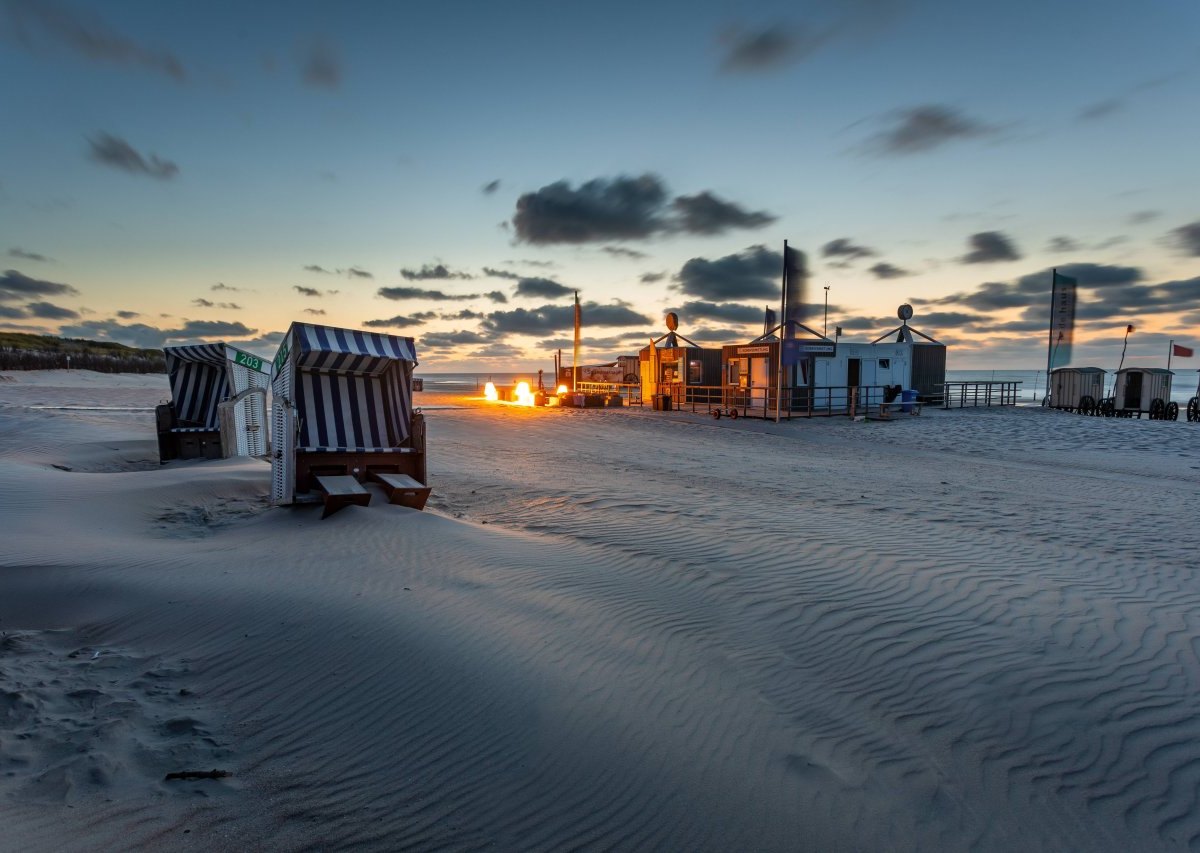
[369,472,432,510]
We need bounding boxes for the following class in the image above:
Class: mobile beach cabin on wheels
[269,322,429,518]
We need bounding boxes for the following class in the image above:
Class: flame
[557,384,568,395]
[514,380,535,406]
[484,381,498,401]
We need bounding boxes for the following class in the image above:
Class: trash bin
[901,388,918,413]
[653,394,672,411]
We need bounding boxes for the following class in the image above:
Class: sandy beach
[3,369,1200,852]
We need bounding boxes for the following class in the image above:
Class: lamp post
[823,285,830,337]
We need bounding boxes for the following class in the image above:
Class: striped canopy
[164,343,230,428]
[278,323,417,451]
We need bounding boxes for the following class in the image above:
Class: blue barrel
[901,389,918,413]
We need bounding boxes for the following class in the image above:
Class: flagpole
[1045,269,1056,401]
[776,241,787,424]
[1168,339,1173,372]
[572,291,580,392]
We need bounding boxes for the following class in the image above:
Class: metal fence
[939,381,1021,408]
[655,384,903,419]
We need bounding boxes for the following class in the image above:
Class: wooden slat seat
[369,472,431,510]
[314,474,371,519]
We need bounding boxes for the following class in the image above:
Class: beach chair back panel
[164,344,230,428]
[270,357,295,505]
[295,370,396,450]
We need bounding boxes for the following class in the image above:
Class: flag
[1174,343,1194,358]
[1048,271,1077,370]
[1126,324,1134,334]
[782,246,807,340]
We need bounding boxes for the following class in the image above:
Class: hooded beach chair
[269,322,428,518]
[156,343,272,462]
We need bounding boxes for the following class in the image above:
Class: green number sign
[230,347,269,374]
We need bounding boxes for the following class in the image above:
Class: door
[1123,372,1142,410]
[847,358,861,410]
[750,356,769,408]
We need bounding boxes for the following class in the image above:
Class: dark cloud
[2,0,185,80]
[1167,220,1200,256]
[300,39,340,89]
[0,305,25,319]
[482,301,651,336]
[0,269,79,301]
[868,262,910,279]
[363,315,429,329]
[378,286,475,302]
[421,330,491,348]
[218,302,240,310]
[1047,236,1081,253]
[293,285,323,297]
[467,343,525,360]
[440,309,484,320]
[822,238,876,260]
[640,272,667,284]
[25,300,78,319]
[87,133,178,179]
[718,23,828,71]
[8,247,50,262]
[400,263,473,281]
[192,298,214,308]
[116,310,138,319]
[1078,99,1121,121]
[512,174,773,244]
[674,245,780,301]
[1128,210,1160,225]
[482,179,501,194]
[303,308,326,315]
[303,264,331,274]
[916,310,987,327]
[961,231,1021,264]
[602,246,648,260]
[175,320,254,338]
[514,278,572,299]
[667,300,763,324]
[1013,264,1141,292]
[865,105,999,155]
[671,192,776,235]
[59,319,170,349]
[212,282,240,292]
[929,263,1149,315]
[482,267,520,279]
[342,266,372,279]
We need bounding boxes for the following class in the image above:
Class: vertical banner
[572,291,581,390]
[783,246,808,340]
[1049,270,1077,370]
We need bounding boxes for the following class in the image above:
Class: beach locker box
[269,322,424,506]
[157,342,272,462]
[1050,367,1105,410]
[1113,367,1173,413]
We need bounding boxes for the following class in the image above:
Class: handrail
[938,380,1020,408]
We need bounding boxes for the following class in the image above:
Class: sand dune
[3,371,1200,851]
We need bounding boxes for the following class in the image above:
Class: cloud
[57,319,168,349]
[2,0,185,80]
[218,302,240,310]
[1078,99,1121,121]
[482,179,501,194]
[928,263,1146,314]
[440,308,484,320]
[671,192,776,235]
[1128,210,1160,225]
[961,231,1021,264]
[467,343,525,360]
[302,308,326,315]
[8,247,50,262]
[1166,220,1200,256]
[869,262,910,279]
[674,245,780,301]
[400,263,473,281]
[482,301,651,335]
[602,246,648,260]
[212,282,240,291]
[421,330,492,348]
[0,269,79,301]
[0,305,26,319]
[667,300,763,324]
[116,310,138,319]
[378,286,475,302]
[1047,236,1081,253]
[864,105,999,155]
[511,174,773,244]
[300,38,340,89]
[482,267,520,279]
[514,277,572,299]
[640,271,667,284]
[822,238,876,260]
[25,300,78,319]
[303,264,331,274]
[363,315,429,329]
[341,266,372,279]
[293,285,324,297]
[192,297,214,307]
[718,22,828,71]
[175,320,254,338]
[87,133,178,179]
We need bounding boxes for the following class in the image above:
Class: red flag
[1174,343,1194,358]
[1126,324,1134,334]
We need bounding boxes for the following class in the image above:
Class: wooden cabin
[1113,367,1174,417]
[1049,367,1106,412]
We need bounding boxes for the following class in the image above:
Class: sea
[416,369,1200,405]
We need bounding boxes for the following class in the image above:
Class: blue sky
[1,0,1198,370]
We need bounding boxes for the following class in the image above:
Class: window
[689,360,702,384]
[878,359,890,369]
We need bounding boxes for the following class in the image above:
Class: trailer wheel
[729,409,738,420]
[1099,398,1115,417]
[1149,398,1166,420]
[1188,398,1200,422]
[711,409,721,419]
[624,373,639,384]
[1166,401,1180,421]
[1077,395,1095,415]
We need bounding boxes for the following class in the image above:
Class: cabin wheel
[1077,395,1095,415]
[1099,398,1115,417]
[712,409,722,419]
[1149,398,1165,420]
[1188,398,1200,422]
[1165,401,1180,421]
[624,373,639,384]
[729,408,738,420]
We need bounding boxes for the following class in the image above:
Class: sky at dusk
[1,0,1198,371]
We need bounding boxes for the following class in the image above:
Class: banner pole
[1045,269,1056,401]
[776,241,787,423]
[1168,339,1173,373]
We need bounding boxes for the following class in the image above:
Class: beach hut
[1110,367,1176,419]
[639,313,723,410]
[156,343,272,463]
[1049,367,1106,414]
[269,322,429,517]
[867,305,946,400]
[720,321,835,417]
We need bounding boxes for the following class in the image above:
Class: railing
[575,381,643,405]
[655,384,901,419]
[939,381,1020,408]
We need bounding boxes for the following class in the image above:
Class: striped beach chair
[269,323,428,518]
[157,343,272,462]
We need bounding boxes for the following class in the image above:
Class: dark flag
[1048,270,1077,370]
[782,246,808,340]
[763,306,777,338]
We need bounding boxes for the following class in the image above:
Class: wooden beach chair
[269,322,429,518]
[157,343,272,463]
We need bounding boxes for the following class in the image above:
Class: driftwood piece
[164,769,231,781]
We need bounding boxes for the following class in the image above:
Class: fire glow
[483,380,537,406]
